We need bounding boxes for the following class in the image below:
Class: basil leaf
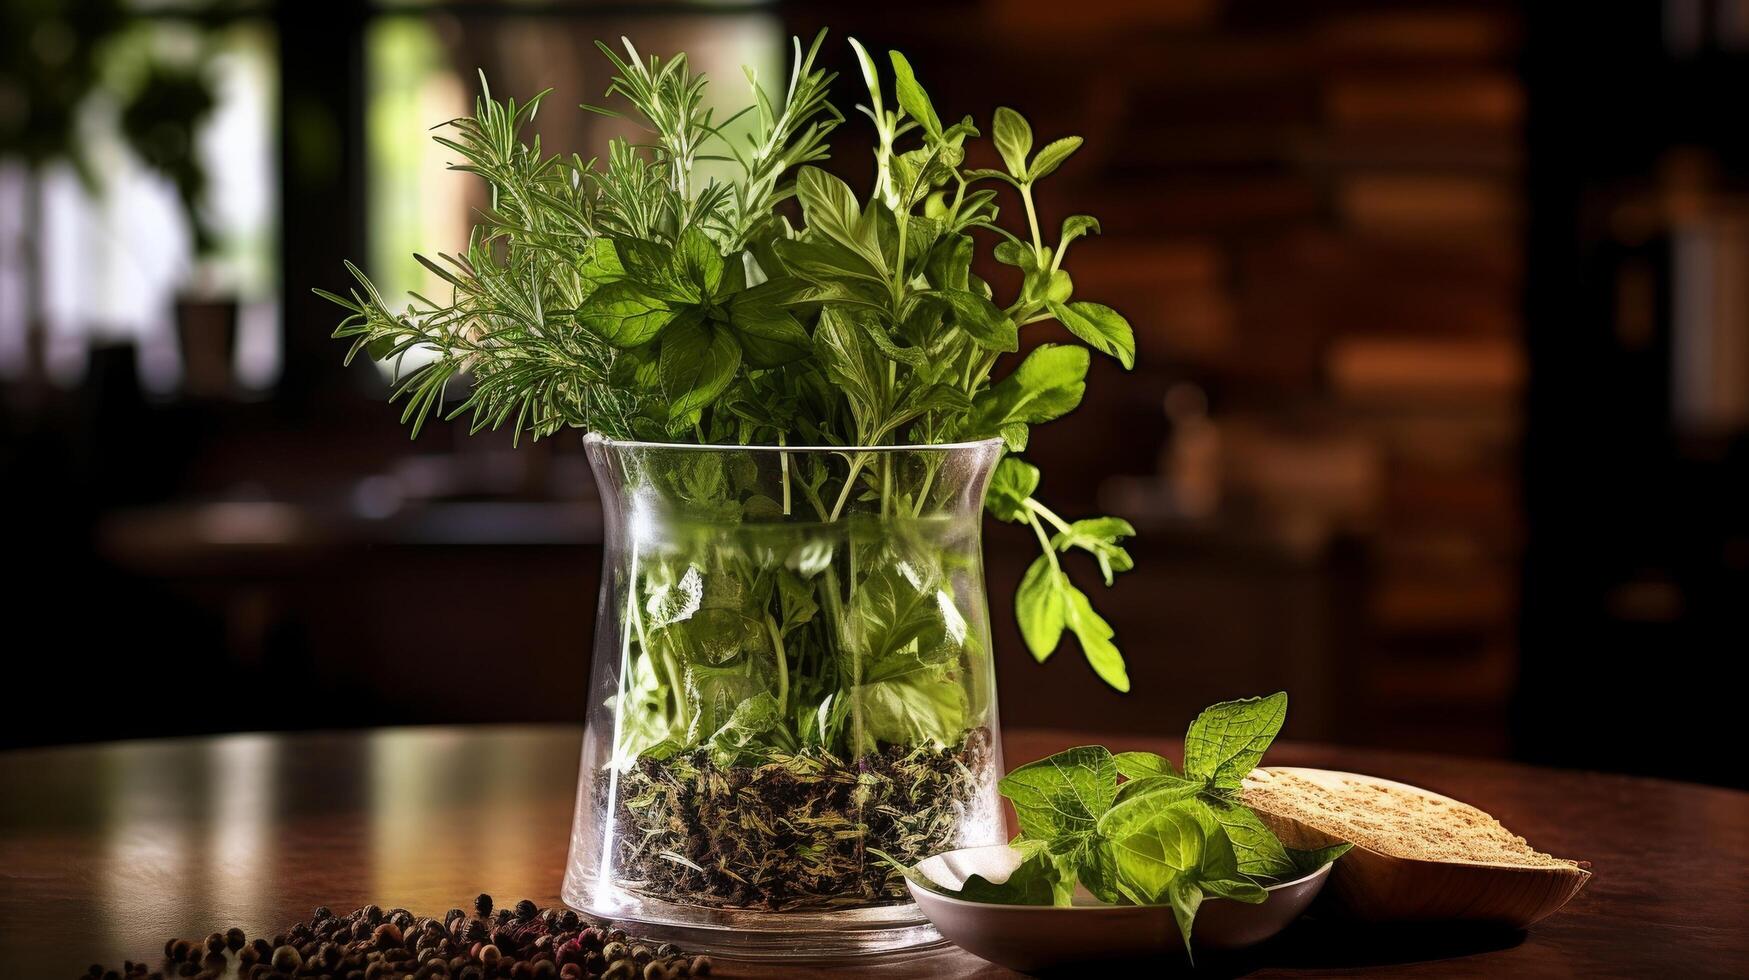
[1286,842,1353,877]
[888,50,942,140]
[985,457,1040,523]
[578,235,624,292]
[992,106,1032,179]
[1027,135,1083,182]
[1100,775,1203,837]
[998,744,1117,841]
[659,312,741,423]
[1109,803,1203,905]
[1048,300,1135,370]
[772,237,887,286]
[1114,750,1175,781]
[972,343,1088,432]
[676,226,724,297]
[1182,692,1289,789]
[1015,556,1065,661]
[1197,796,1293,879]
[726,287,811,368]
[1167,882,1203,957]
[852,672,967,754]
[578,281,674,348]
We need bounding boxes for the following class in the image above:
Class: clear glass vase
[562,435,1007,957]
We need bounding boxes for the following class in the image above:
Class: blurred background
[3,0,1743,787]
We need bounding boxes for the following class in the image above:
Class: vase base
[561,877,946,959]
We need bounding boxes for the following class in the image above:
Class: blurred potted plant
[118,56,227,397]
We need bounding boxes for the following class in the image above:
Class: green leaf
[1027,136,1083,181]
[1286,842,1354,878]
[848,561,955,678]
[992,107,1033,178]
[852,672,967,754]
[578,235,624,291]
[985,457,1040,523]
[888,50,942,140]
[1048,300,1135,370]
[727,286,811,367]
[925,233,974,292]
[1060,215,1101,247]
[1063,584,1130,692]
[1114,751,1175,781]
[1107,772,1203,813]
[873,843,1074,907]
[1015,556,1065,661]
[1182,692,1289,789]
[676,226,725,297]
[994,239,1039,270]
[578,281,674,348]
[1109,803,1203,905]
[998,744,1117,841]
[771,237,887,292]
[1167,881,1203,957]
[795,166,871,256]
[1197,797,1293,879]
[659,312,741,422]
[932,288,1018,352]
[707,691,785,767]
[972,343,1089,432]
[1052,516,1136,585]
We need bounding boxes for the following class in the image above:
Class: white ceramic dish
[905,844,1331,972]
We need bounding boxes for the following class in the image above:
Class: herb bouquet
[322,32,1139,954]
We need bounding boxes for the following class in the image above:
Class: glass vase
[562,435,1007,957]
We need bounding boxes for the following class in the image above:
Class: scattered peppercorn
[77,896,712,980]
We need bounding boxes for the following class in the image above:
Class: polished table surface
[2,726,1744,978]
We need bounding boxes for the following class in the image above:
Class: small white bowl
[906,844,1331,972]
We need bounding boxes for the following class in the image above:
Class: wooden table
[3,727,1744,978]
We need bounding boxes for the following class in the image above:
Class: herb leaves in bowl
[881,693,1351,955]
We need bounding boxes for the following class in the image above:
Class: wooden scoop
[1242,766,1590,928]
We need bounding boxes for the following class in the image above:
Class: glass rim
[584,433,1004,454]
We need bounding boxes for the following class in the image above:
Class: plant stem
[1021,182,1043,253]
[828,453,871,522]
[765,612,789,714]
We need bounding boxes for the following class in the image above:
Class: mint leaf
[992,107,1032,179]
[1182,692,1288,789]
[1052,516,1136,586]
[1047,300,1135,370]
[971,343,1089,432]
[985,457,1039,523]
[1060,215,1101,247]
[931,288,1018,352]
[999,745,1117,840]
[1027,135,1083,182]
[1063,583,1129,692]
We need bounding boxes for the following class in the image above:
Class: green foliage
[322,31,1147,768]
[888,694,1354,962]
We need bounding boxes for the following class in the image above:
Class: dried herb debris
[605,732,993,911]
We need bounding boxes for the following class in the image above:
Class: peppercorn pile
[76,894,715,980]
